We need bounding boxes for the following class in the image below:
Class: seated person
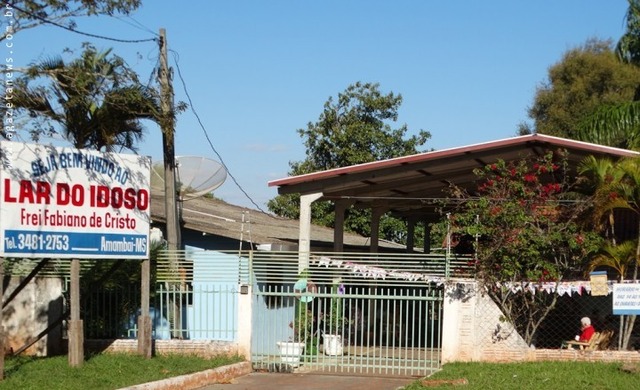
[576,317,595,342]
[561,316,596,349]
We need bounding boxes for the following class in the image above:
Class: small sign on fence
[612,283,640,315]
[589,271,608,297]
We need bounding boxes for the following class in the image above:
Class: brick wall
[85,339,243,359]
[442,280,640,364]
[479,347,640,363]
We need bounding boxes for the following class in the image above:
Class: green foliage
[587,240,637,281]
[289,301,318,356]
[268,82,431,242]
[405,361,640,390]
[617,0,640,66]
[578,101,640,150]
[528,38,640,142]
[2,43,163,151]
[290,301,314,343]
[451,152,600,284]
[324,283,348,335]
[1,1,141,41]
[445,152,602,344]
[80,239,166,338]
[579,156,640,350]
[0,353,242,390]
[569,3,640,150]
[292,81,430,172]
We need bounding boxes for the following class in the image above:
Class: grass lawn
[405,361,640,389]
[0,353,243,390]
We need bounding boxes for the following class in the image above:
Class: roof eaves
[268,134,639,188]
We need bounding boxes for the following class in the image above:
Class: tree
[1,0,141,42]
[574,1,640,150]
[446,151,602,345]
[577,156,623,243]
[579,156,640,350]
[587,240,636,283]
[617,0,640,66]
[605,158,640,282]
[268,82,431,241]
[528,38,640,144]
[1,43,160,152]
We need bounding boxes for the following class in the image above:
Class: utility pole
[158,28,182,339]
[159,28,180,252]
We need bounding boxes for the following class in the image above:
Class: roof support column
[333,199,354,252]
[406,217,416,253]
[423,221,432,253]
[299,192,322,272]
[369,206,385,253]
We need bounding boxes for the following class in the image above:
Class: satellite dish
[151,156,227,200]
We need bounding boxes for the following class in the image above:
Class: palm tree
[610,158,640,282]
[617,0,640,67]
[6,43,159,152]
[578,156,624,243]
[576,1,640,149]
[586,240,637,350]
[580,156,640,350]
[587,241,636,282]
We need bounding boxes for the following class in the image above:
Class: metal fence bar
[57,249,451,375]
[249,251,446,376]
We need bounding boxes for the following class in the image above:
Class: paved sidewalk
[198,372,416,390]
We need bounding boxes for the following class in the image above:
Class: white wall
[442,280,528,362]
[3,277,64,356]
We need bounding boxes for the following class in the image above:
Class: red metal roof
[268,134,640,217]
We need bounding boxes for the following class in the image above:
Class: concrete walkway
[118,362,419,390]
[198,372,417,390]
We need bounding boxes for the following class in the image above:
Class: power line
[7,2,157,43]
[114,15,157,36]
[170,50,271,215]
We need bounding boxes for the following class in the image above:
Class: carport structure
[260,134,640,374]
[269,133,640,255]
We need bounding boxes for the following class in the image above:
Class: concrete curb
[118,361,253,390]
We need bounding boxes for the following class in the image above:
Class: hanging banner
[0,141,151,259]
[613,283,640,315]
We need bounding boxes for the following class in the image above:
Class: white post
[441,281,478,363]
[298,193,322,272]
[237,284,253,358]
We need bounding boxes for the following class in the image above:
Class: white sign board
[613,283,640,315]
[0,141,151,259]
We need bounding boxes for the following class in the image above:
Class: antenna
[151,156,227,200]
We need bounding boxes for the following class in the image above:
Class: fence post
[138,258,152,358]
[0,256,4,380]
[237,282,253,359]
[68,259,84,367]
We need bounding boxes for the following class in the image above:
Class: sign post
[68,259,83,366]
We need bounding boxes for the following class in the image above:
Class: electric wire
[169,49,270,215]
[3,2,270,214]
[6,1,157,43]
[115,15,158,36]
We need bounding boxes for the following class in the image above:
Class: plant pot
[323,334,343,356]
[276,341,305,367]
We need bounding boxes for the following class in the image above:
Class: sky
[1,0,633,211]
